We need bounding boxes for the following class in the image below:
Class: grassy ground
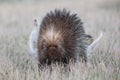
[0,0,120,80]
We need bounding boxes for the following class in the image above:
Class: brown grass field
[0,0,120,80]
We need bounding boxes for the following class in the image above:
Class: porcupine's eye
[41,40,47,50]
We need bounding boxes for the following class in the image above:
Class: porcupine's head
[37,9,88,65]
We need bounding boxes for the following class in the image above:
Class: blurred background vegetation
[0,0,39,3]
[0,0,120,80]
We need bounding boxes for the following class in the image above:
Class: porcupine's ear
[29,19,41,59]
[86,31,103,66]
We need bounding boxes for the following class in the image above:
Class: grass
[0,0,120,80]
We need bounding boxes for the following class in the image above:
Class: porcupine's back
[37,9,88,66]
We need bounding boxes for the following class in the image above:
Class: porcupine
[36,9,92,68]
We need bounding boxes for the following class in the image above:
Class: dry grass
[0,0,120,80]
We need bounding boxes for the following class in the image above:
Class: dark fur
[37,9,89,68]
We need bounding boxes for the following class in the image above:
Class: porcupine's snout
[48,45,58,59]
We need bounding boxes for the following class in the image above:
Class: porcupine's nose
[48,46,58,58]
